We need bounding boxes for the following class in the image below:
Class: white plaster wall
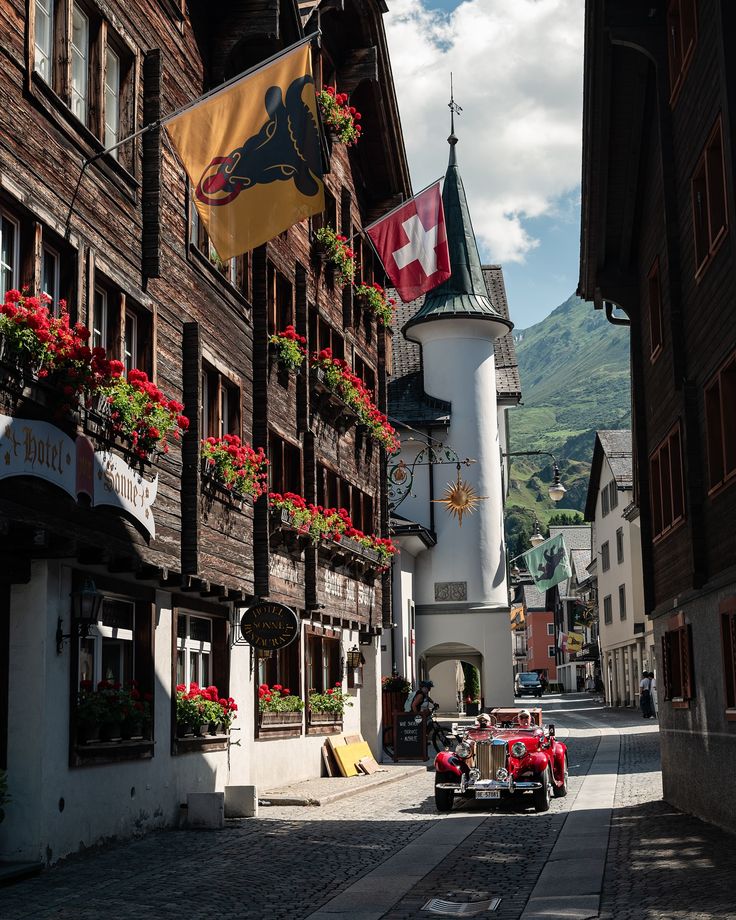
[410,319,508,610]
[393,439,431,531]
[387,548,416,682]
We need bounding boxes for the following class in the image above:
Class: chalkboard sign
[393,712,427,762]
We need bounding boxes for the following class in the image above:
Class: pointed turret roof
[403,131,513,336]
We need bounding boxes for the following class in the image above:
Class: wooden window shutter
[661,633,671,700]
[681,624,695,700]
[142,50,162,279]
[211,617,231,695]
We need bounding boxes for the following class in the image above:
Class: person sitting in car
[517,709,535,729]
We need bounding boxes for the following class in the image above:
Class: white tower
[401,130,514,706]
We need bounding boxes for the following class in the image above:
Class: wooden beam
[338,47,378,93]
[108,557,137,573]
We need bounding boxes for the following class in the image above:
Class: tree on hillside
[548,511,585,526]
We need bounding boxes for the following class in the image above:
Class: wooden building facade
[580,0,736,830]
[0,0,409,864]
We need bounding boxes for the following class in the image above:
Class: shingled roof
[584,430,633,521]
[389,265,520,426]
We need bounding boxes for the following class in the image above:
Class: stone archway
[421,642,483,713]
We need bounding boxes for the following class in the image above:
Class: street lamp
[502,451,567,503]
[529,517,544,547]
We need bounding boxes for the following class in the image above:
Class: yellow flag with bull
[165,43,325,259]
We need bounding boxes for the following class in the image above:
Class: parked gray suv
[515,672,543,697]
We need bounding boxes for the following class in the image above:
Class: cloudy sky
[383,0,585,329]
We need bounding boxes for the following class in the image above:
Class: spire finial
[448,73,462,146]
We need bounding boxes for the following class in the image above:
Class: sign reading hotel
[240,601,300,650]
[0,414,159,539]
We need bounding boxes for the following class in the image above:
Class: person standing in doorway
[640,672,653,718]
[649,672,658,719]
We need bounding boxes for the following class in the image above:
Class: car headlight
[455,741,472,758]
[511,741,527,758]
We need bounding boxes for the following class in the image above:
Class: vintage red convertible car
[434,708,568,812]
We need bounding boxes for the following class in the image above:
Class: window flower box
[313,226,355,285]
[310,365,360,431]
[307,710,343,735]
[259,711,303,730]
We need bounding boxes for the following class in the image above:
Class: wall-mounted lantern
[56,577,104,654]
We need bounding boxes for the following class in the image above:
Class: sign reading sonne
[240,602,299,650]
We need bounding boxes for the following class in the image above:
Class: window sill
[257,725,303,740]
[707,471,736,500]
[651,516,686,546]
[725,709,736,722]
[694,226,729,285]
[172,733,229,755]
[72,739,154,767]
[650,344,663,365]
[29,73,139,198]
[670,699,691,710]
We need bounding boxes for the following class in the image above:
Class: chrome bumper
[436,777,542,794]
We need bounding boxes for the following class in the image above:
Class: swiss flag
[365,182,451,303]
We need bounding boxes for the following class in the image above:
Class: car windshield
[519,674,538,683]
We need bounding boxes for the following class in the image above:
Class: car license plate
[475,790,500,799]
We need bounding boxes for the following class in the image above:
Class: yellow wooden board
[333,741,375,777]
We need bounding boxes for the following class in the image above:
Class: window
[353,354,376,397]
[661,623,694,701]
[0,211,19,298]
[648,258,663,360]
[692,118,727,276]
[650,424,685,540]
[176,614,212,687]
[190,203,251,299]
[92,282,153,374]
[202,364,240,440]
[547,623,555,636]
[601,541,610,572]
[257,641,300,698]
[618,585,627,621]
[316,464,373,532]
[603,595,612,625]
[548,646,556,659]
[79,596,135,687]
[616,527,624,564]
[609,481,618,511]
[311,187,337,236]
[309,306,344,360]
[71,3,89,123]
[176,612,229,700]
[601,485,610,517]
[667,0,697,103]
[32,0,135,169]
[34,0,53,82]
[267,265,294,335]
[705,352,736,493]
[41,245,60,313]
[305,630,341,695]
[720,597,736,710]
[269,432,302,494]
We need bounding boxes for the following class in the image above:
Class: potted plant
[354,283,396,326]
[309,349,400,453]
[316,86,362,145]
[176,683,236,737]
[314,226,356,284]
[381,674,411,725]
[100,368,189,461]
[75,681,110,744]
[268,325,307,372]
[258,684,305,729]
[200,435,269,499]
[308,683,353,726]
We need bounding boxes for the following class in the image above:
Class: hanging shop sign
[240,601,300,650]
[0,414,158,538]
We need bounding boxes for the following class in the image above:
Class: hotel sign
[240,602,300,651]
[0,414,159,538]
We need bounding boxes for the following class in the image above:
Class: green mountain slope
[505,294,631,553]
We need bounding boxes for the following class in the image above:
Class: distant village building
[585,431,649,708]
[580,0,736,830]
[518,582,557,683]
[387,131,521,712]
[0,0,409,865]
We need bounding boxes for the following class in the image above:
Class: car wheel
[552,755,568,798]
[532,767,552,813]
[434,772,456,813]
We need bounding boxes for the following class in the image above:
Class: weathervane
[449,73,463,137]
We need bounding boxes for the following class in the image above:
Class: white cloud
[384,0,584,263]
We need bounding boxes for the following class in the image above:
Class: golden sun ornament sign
[432,470,487,526]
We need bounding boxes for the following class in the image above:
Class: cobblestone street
[1,696,734,920]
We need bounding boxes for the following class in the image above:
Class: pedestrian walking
[640,671,654,718]
[649,671,658,719]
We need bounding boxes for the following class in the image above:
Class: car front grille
[475,739,507,780]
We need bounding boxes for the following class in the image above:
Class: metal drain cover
[421,898,501,916]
